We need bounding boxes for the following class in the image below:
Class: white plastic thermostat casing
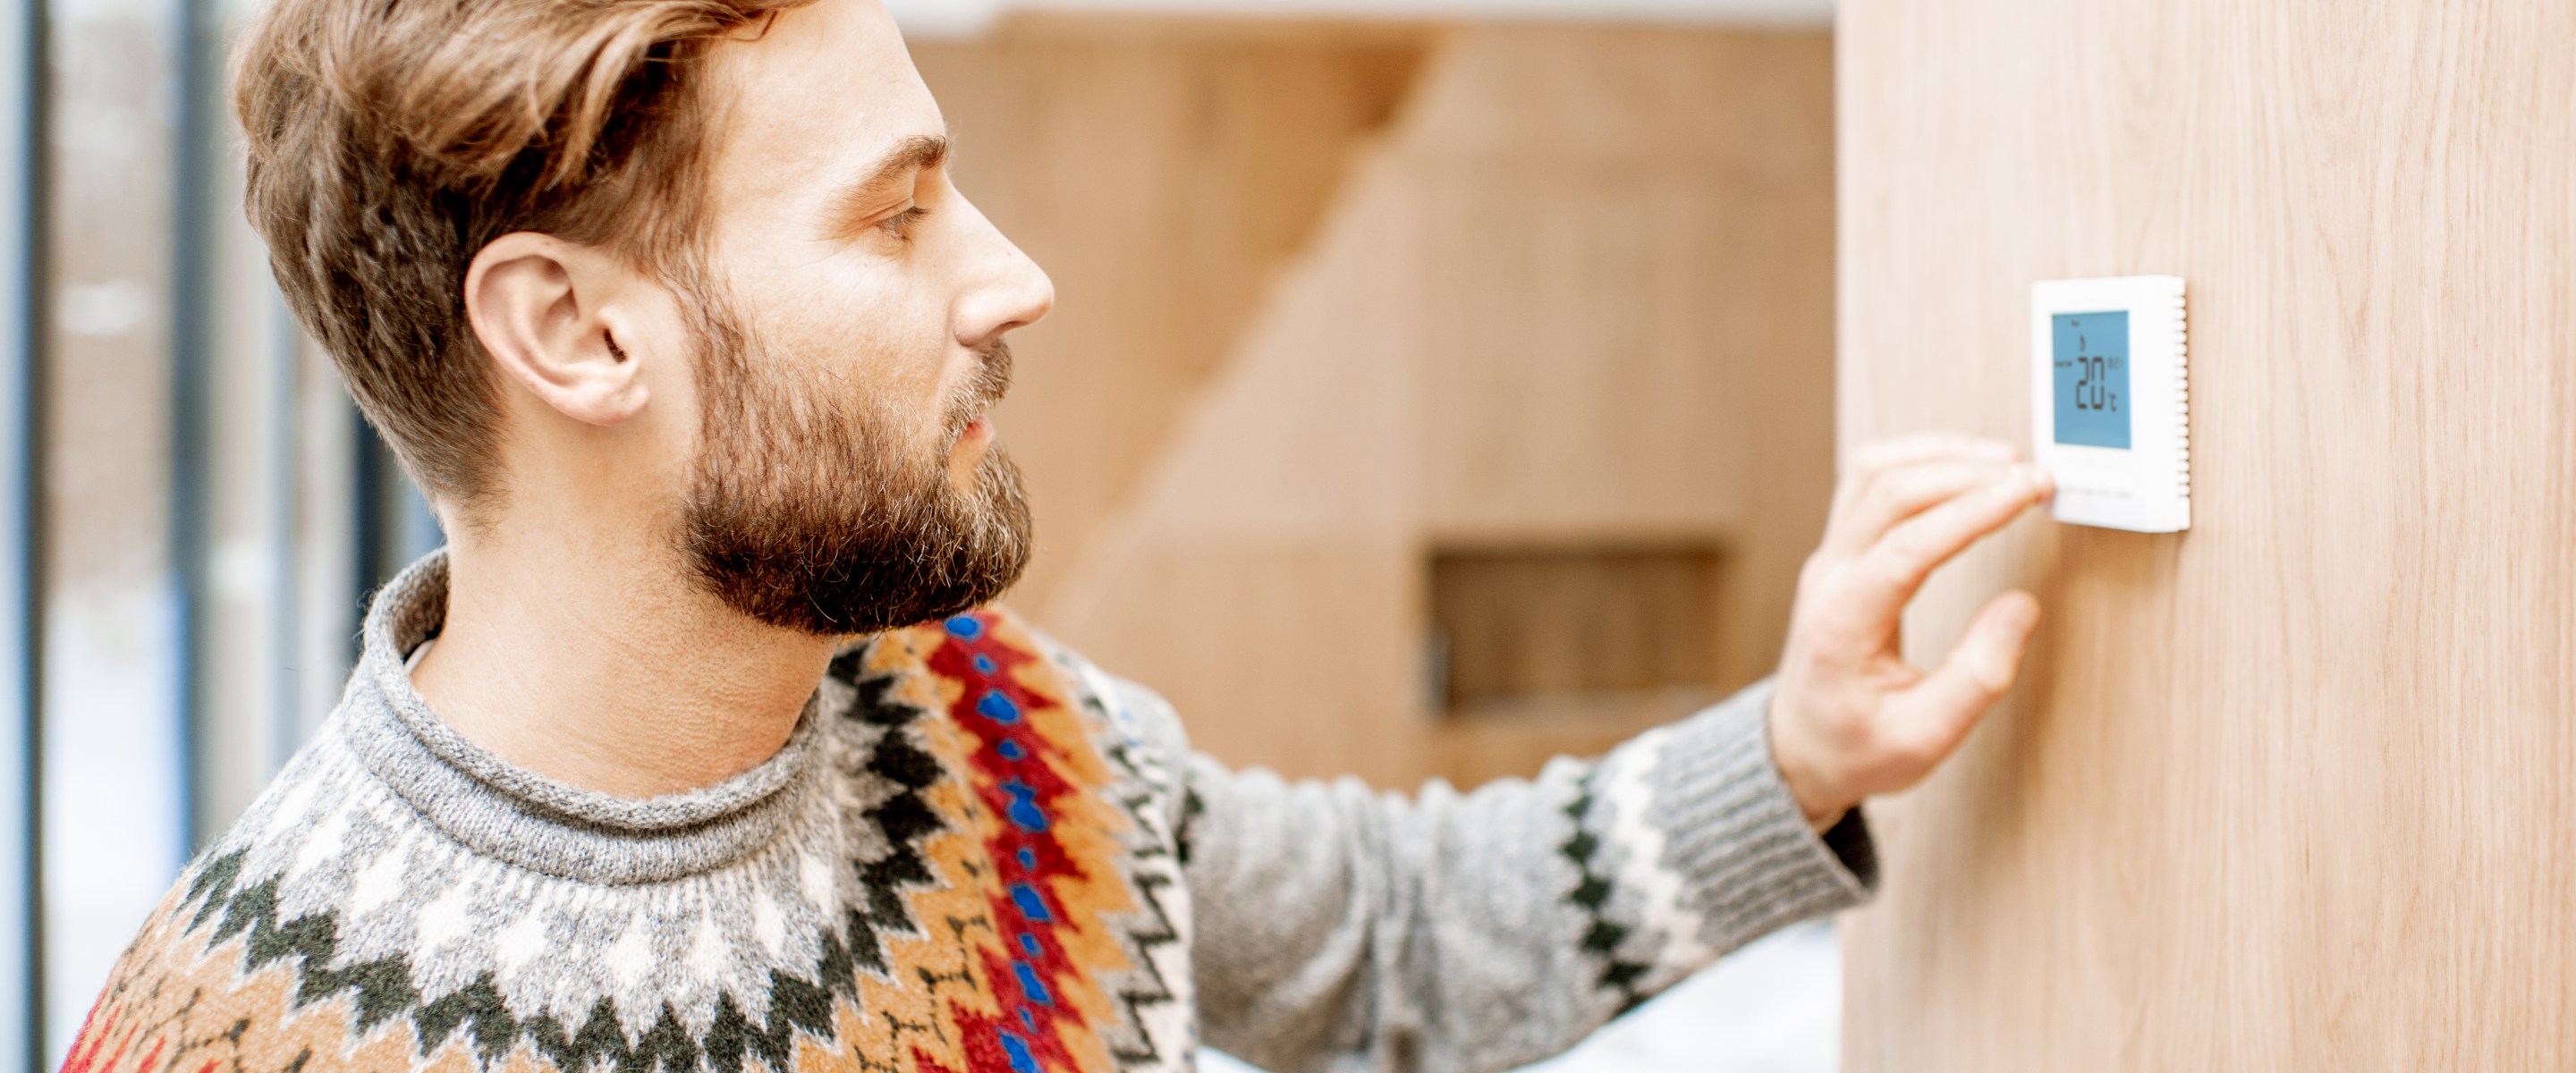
[2030,276,2190,533]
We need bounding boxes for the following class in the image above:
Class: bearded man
[62,1,2055,1069]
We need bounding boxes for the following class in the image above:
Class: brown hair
[233,0,810,514]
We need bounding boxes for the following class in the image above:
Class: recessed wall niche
[1427,543,1729,726]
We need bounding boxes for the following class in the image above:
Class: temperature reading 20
[2049,310,2132,450]
[2072,351,2120,413]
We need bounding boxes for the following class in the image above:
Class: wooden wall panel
[1035,25,1837,789]
[911,21,1429,610]
[1038,155,1428,787]
[1838,0,2576,1067]
[1406,28,1835,692]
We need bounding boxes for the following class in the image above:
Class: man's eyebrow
[830,134,950,220]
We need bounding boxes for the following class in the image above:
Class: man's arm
[1178,680,1865,1073]
[1177,437,2051,1073]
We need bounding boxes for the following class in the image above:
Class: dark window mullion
[1,0,44,1061]
[169,0,218,849]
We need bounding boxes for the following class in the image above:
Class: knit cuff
[1644,679,1877,950]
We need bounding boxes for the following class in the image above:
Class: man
[61,0,2053,1069]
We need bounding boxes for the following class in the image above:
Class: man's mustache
[948,340,1014,435]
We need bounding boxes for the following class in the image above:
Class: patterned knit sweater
[62,553,1875,1073]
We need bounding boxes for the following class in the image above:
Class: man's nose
[955,207,1055,351]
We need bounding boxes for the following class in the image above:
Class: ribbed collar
[339,551,826,886]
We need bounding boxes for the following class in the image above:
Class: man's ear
[464,232,651,427]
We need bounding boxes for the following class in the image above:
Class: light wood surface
[911,20,1431,612]
[1023,24,1838,788]
[1837,0,2576,1067]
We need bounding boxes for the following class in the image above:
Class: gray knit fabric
[67,552,1875,1073]
[1170,681,1876,1073]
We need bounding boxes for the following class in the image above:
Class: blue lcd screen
[2052,310,2131,449]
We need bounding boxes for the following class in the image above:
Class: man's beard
[677,287,1032,637]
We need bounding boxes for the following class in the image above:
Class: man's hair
[234,0,809,513]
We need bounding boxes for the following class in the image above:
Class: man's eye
[878,206,929,241]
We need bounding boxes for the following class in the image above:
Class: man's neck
[411,526,838,799]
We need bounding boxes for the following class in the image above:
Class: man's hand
[1767,435,2056,828]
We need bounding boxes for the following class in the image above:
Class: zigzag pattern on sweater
[62,610,1193,1073]
[108,636,951,1071]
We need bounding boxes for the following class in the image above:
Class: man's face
[677,0,1054,636]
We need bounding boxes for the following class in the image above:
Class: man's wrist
[1765,691,1857,831]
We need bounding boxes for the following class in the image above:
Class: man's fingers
[1829,435,2021,542]
[1822,457,2021,559]
[1845,466,2052,620]
[1885,590,2041,763]
[1847,435,2017,474]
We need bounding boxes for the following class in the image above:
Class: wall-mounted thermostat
[2030,276,2189,533]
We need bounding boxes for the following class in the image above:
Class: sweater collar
[339,551,826,885]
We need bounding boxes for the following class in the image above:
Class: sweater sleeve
[1156,679,1876,1073]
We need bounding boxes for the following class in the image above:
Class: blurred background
[0,0,1842,1066]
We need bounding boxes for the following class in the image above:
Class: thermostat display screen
[2052,310,2131,449]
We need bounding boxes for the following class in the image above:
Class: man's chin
[700,553,1029,638]
[684,435,1032,637]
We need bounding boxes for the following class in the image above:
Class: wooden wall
[1837,0,2576,1067]
[911,21,1430,613]
[919,20,1838,790]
